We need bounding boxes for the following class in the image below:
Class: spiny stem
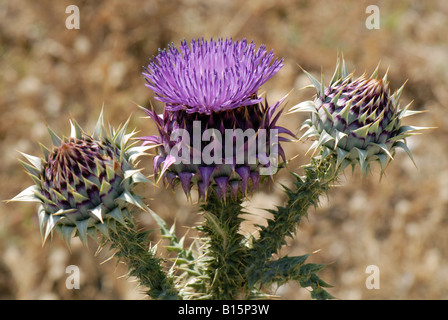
[108,216,180,300]
[246,157,338,290]
[199,192,248,300]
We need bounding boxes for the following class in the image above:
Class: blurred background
[0,0,446,300]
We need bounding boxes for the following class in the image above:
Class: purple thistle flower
[140,38,294,199]
[143,38,284,115]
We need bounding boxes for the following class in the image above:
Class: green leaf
[18,159,41,180]
[289,100,318,114]
[370,61,380,79]
[70,118,84,139]
[56,224,76,249]
[47,126,62,147]
[338,98,353,122]
[107,207,127,227]
[96,221,110,238]
[127,145,156,163]
[330,56,342,86]
[316,130,335,150]
[376,153,389,173]
[117,190,147,211]
[398,125,429,135]
[39,143,51,160]
[75,219,90,245]
[352,123,372,139]
[394,141,417,168]
[8,185,41,203]
[93,107,105,140]
[311,286,335,300]
[332,130,347,149]
[90,204,103,223]
[72,190,88,203]
[123,169,152,185]
[20,152,42,170]
[302,69,322,97]
[354,147,368,176]
[336,147,349,168]
[99,179,112,196]
[43,214,62,244]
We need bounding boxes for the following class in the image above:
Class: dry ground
[0,0,447,299]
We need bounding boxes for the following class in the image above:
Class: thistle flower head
[290,56,427,176]
[9,110,152,246]
[143,38,283,115]
[140,38,294,199]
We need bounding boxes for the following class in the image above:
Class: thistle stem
[246,157,337,290]
[200,193,248,300]
[108,216,180,300]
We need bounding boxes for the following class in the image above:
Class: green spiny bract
[290,56,427,176]
[10,110,152,246]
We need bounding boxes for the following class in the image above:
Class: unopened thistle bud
[290,56,427,176]
[9,110,151,246]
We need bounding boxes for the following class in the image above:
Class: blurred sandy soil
[0,0,447,299]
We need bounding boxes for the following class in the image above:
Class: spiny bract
[140,98,294,200]
[9,110,153,246]
[290,56,427,176]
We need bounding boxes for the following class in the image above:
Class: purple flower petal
[229,180,240,198]
[198,166,215,188]
[214,176,229,199]
[165,172,177,188]
[250,171,260,191]
[158,155,177,181]
[235,166,250,194]
[178,172,193,196]
[198,181,208,199]
[143,38,283,114]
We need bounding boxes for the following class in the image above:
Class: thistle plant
[139,38,333,299]
[8,38,427,301]
[290,57,425,177]
[9,111,179,299]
